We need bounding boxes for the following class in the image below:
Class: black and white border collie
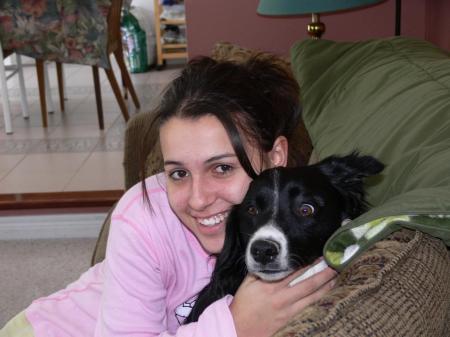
[185,153,384,323]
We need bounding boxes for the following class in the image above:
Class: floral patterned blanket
[0,0,111,68]
[325,213,450,270]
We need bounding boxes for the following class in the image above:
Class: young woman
[1,56,336,337]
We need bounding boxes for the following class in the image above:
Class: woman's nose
[188,176,214,210]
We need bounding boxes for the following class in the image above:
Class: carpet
[0,238,96,327]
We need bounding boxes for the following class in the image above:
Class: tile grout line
[61,115,121,192]
[62,151,96,192]
[0,153,27,184]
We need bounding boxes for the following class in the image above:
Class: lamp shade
[257,0,385,15]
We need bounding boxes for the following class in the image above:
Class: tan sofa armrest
[275,230,450,337]
[123,111,163,190]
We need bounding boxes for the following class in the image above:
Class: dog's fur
[184,153,384,323]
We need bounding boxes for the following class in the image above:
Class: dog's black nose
[250,239,280,265]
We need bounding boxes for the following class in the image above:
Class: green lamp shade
[257,0,385,15]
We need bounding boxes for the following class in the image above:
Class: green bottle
[121,9,148,73]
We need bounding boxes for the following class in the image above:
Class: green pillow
[290,37,450,269]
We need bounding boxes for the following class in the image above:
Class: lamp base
[307,13,325,39]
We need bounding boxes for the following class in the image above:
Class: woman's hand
[229,263,337,337]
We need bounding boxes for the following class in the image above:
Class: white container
[130,6,157,66]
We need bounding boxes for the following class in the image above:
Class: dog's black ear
[184,207,246,323]
[317,152,384,217]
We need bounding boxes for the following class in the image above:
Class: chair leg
[35,59,48,128]
[122,76,128,100]
[56,62,65,112]
[44,63,55,114]
[105,67,130,122]
[113,47,140,109]
[15,54,29,119]
[92,66,104,130]
[0,45,13,134]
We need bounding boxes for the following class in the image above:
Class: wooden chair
[35,0,140,129]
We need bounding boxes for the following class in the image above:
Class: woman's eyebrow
[204,153,237,164]
[164,160,183,167]
[164,153,237,167]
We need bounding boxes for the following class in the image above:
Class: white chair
[0,42,57,134]
[0,41,29,134]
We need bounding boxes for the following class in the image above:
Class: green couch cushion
[290,37,450,269]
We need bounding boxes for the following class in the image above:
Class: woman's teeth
[198,213,228,227]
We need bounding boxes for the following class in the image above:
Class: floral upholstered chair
[0,0,139,129]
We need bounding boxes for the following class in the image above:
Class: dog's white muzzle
[245,223,291,281]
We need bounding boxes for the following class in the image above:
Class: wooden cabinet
[153,0,187,68]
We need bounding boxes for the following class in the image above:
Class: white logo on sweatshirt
[175,295,197,324]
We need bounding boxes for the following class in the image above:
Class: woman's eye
[169,170,189,181]
[297,204,315,217]
[247,206,258,215]
[214,164,233,175]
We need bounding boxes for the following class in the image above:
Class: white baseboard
[0,213,107,240]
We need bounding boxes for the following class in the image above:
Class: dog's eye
[247,206,258,215]
[297,204,315,217]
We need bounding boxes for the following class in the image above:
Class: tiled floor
[0,56,182,194]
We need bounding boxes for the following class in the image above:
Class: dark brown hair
[140,55,301,206]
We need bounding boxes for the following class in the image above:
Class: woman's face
[160,115,266,254]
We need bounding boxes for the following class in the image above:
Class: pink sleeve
[95,212,237,337]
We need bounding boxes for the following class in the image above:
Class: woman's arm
[95,210,238,337]
[96,214,168,336]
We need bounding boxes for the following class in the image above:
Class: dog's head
[223,153,384,282]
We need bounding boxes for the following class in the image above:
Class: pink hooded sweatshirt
[25,173,237,337]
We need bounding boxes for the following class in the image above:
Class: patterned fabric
[0,0,111,68]
[325,214,450,270]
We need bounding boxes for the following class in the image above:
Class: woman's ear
[268,136,289,168]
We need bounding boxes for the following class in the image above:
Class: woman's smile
[196,211,229,227]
